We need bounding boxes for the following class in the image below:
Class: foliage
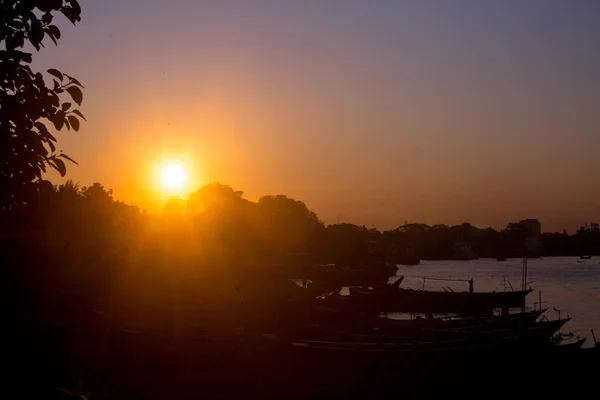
[257,195,322,252]
[7,178,599,271]
[0,0,84,210]
[188,182,245,214]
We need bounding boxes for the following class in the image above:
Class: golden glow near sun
[161,163,187,190]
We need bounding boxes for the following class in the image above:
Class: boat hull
[350,288,533,316]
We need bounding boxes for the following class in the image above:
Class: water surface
[395,257,600,346]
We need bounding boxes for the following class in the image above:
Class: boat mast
[521,257,528,312]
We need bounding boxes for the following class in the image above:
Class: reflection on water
[395,256,600,346]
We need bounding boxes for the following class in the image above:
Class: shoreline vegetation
[4,181,597,260]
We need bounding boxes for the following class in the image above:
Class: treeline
[3,180,599,264]
[160,183,600,261]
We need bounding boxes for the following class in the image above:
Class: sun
[161,163,186,189]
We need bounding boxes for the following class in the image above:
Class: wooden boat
[376,317,569,345]
[454,308,545,330]
[349,286,533,316]
[376,308,545,334]
[261,320,574,359]
[288,310,553,347]
[548,337,586,354]
[467,318,570,343]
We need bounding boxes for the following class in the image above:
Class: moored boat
[259,319,575,359]
[460,318,571,344]
[547,337,586,354]
[377,308,546,334]
[349,286,533,316]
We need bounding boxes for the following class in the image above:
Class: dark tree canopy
[0,0,84,210]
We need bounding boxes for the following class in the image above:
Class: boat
[310,309,548,343]
[349,285,533,316]
[431,308,545,332]
[374,308,544,333]
[261,319,573,359]
[545,337,586,357]
[496,256,507,262]
[580,255,592,260]
[362,317,571,348]
[443,318,570,341]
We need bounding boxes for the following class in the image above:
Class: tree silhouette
[188,182,245,214]
[0,0,84,211]
[257,195,322,252]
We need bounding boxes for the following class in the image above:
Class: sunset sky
[34,0,600,232]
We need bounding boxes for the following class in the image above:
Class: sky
[32,0,600,232]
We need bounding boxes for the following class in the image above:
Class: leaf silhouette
[47,25,61,45]
[46,31,58,46]
[42,12,53,24]
[47,68,63,81]
[30,18,44,49]
[53,158,67,177]
[34,122,48,133]
[72,109,86,121]
[65,74,84,88]
[52,115,64,130]
[59,153,79,165]
[68,115,80,131]
[66,86,83,105]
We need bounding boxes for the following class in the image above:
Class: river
[394,256,600,347]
